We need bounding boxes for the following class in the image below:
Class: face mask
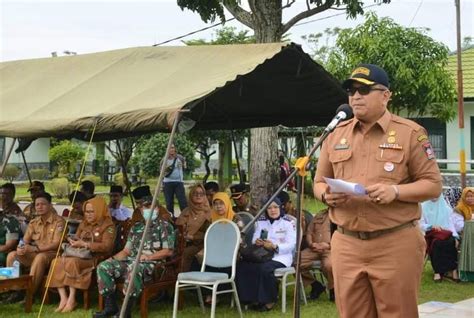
[142,208,157,221]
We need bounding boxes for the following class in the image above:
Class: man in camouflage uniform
[94,186,175,318]
[0,210,20,267]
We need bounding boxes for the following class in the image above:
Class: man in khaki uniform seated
[6,192,65,301]
[300,209,334,301]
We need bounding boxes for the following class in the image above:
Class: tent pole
[0,138,17,178]
[21,151,32,185]
[231,130,243,183]
[120,111,183,318]
[116,140,135,211]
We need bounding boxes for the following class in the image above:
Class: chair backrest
[201,219,240,278]
[237,212,255,246]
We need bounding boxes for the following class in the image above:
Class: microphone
[324,104,353,133]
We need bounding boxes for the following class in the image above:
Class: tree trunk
[249,0,282,206]
[250,127,279,207]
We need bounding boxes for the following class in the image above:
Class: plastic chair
[310,260,330,296]
[274,266,307,313]
[172,219,242,318]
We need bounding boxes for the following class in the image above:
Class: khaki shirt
[306,210,331,246]
[75,218,115,257]
[315,111,441,232]
[24,213,66,247]
[176,208,210,244]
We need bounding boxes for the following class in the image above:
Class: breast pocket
[329,149,353,179]
[375,149,405,182]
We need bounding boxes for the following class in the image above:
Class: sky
[0,0,473,62]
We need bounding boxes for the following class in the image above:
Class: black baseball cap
[342,64,390,89]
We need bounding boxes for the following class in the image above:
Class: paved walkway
[418,298,474,317]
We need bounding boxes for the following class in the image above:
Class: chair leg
[172,281,180,318]
[299,275,307,305]
[231,281,243,318]
[197,286,205,313]
[83,289,89,310]
[140,290,148,318]
[210,284,218,318]
[281,273,288,313]
[98,293,104,311]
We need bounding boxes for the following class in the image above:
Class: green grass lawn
[1,263,473,318]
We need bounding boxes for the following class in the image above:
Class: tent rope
[37,119,99,318]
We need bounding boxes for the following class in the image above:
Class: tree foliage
[325,12,456,121]
[3,164,21,182]
[184,26,255,45]
[48,140,85,176]
[134,133,197,178]
[177,0,391,204]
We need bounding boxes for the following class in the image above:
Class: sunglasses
[346,85,386,96]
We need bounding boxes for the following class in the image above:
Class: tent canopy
[0,43,347,141]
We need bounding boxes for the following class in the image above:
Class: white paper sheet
[323,177,367,196]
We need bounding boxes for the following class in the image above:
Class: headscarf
[455,187,474,221]
[265,197,285,224]
[211,192,235,222]
[83,196,111,225]
[421,194,452,230]
[187,184,211,217]
[444,187,462,208]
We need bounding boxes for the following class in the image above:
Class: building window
[412,118,447,168]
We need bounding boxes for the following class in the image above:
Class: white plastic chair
[274,214,307,313]
[172,219,243,318]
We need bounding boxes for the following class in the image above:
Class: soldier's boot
[93,294,119,318]
[112,297,136,318]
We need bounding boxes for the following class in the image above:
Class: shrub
[48,140,85,175]
[3,164,21,182]
[81,175,101,186]
[51,177,70,199]
[113,172,125,187]
[30,168,50,180]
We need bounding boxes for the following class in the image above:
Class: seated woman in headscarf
[420,194,460,282]
[175,184,211,272]
[199,192,244,305]
[236,197,296,312]
[211,192,244,229]
[47,198,115,312]
[454,187,474,232]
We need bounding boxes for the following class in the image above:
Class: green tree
[185,26,250,187]
[134,133,196,178]
[105,137,140,194]
[325,12,456,121]
[177,0,392,205]
[48,140,85,176]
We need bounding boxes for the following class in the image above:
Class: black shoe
[329,289,335,302]
[112,297,136,318]
[93,294,119,318]
[4,291,25,303]
[309,281,326,300]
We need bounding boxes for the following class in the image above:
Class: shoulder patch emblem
[422,142,435,160]
[417,135,428,142]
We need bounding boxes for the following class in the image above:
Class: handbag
[62,232,93,259]
[164,157,178,177]
[240,244,274,263]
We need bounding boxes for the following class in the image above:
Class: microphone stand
[240,126,335,318]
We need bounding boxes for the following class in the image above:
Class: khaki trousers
[300,248,333,289]
[331,225,426,318]
[7,250,56,294]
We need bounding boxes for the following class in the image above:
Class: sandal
[433,273,442,282]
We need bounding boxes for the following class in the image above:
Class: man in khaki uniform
[300,209,334,301]
[230,183,257,215]
[314,64,442,318]
[6,192,65,299]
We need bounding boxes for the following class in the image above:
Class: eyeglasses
[346,85,386,96]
